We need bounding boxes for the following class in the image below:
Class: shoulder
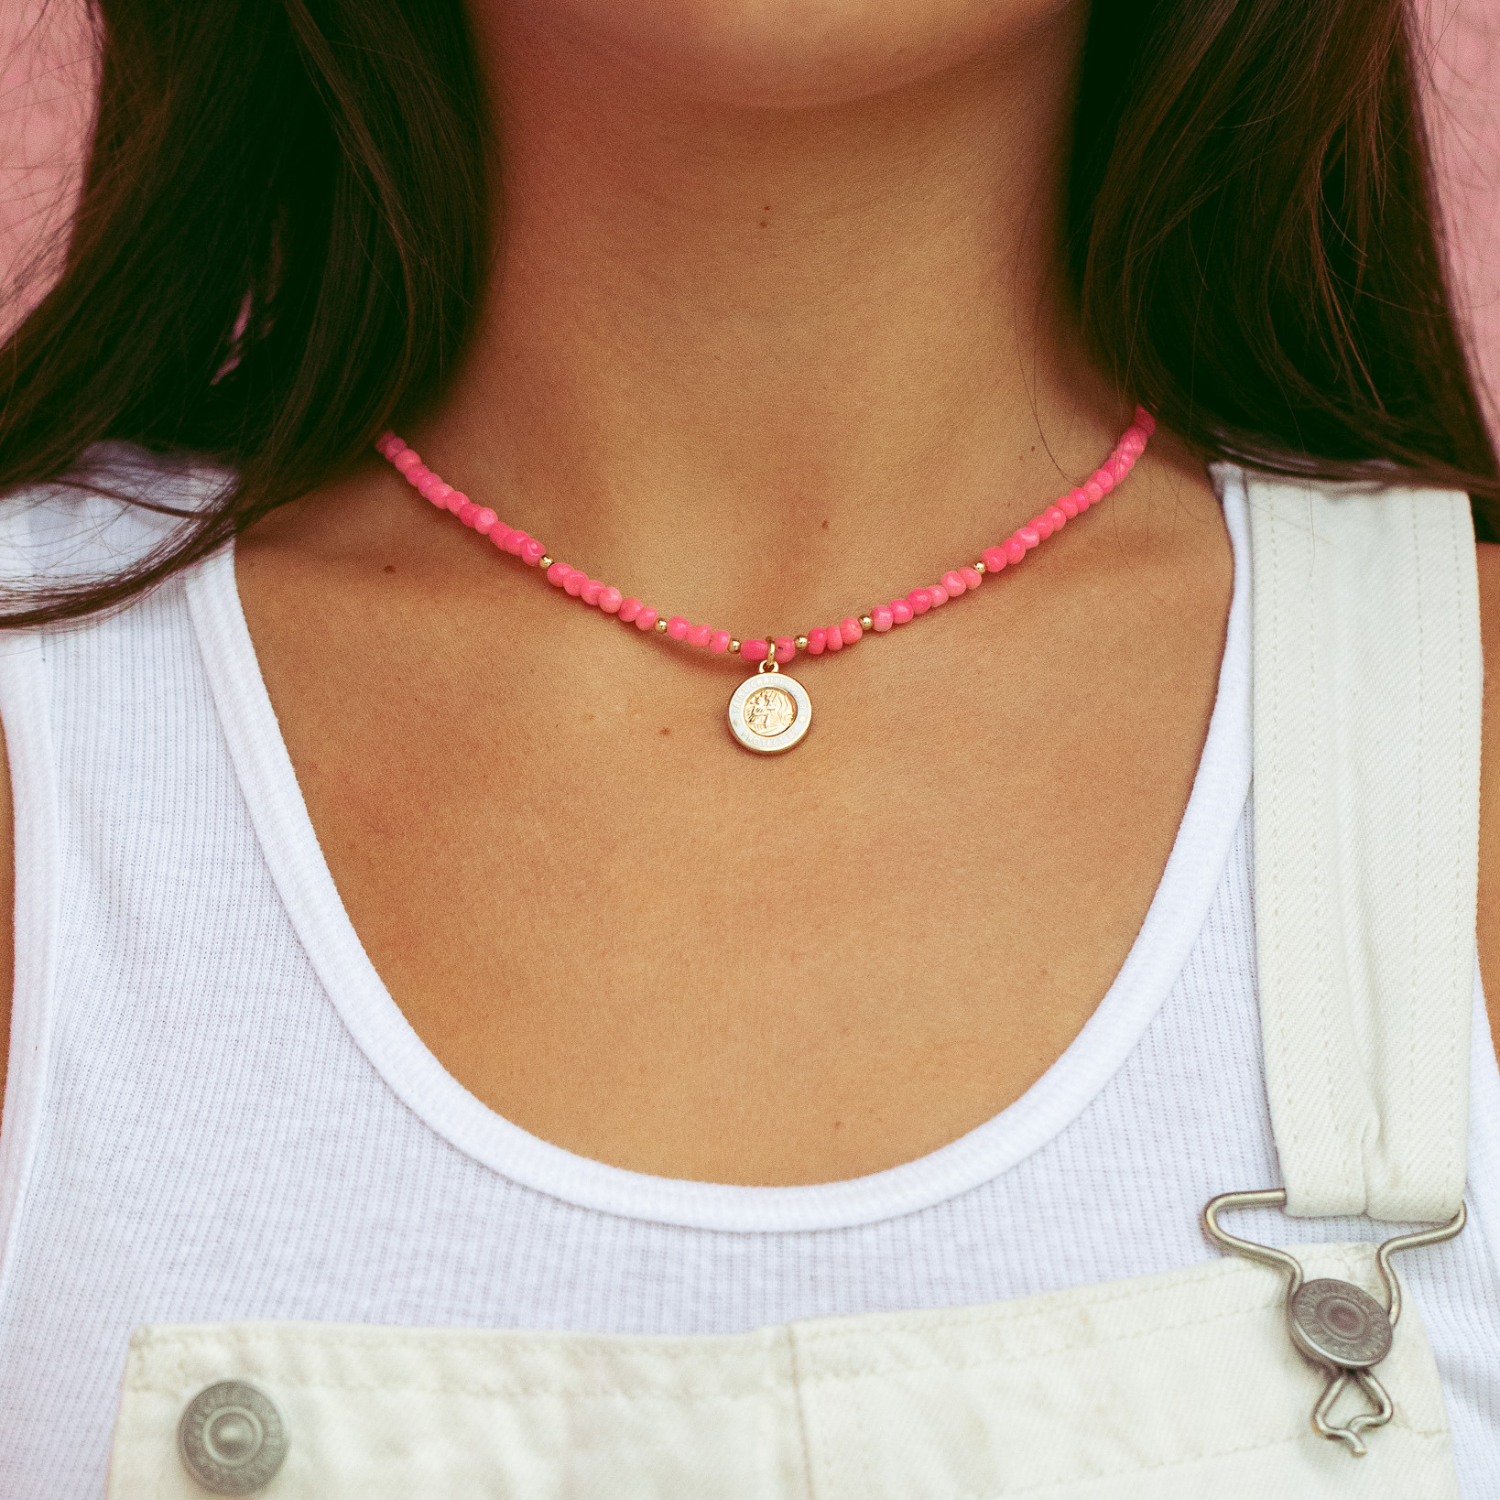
[0,442,230,595]
[0,444,232,1129]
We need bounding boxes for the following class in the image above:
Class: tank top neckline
[183,467,1253,1233]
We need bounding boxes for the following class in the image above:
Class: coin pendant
[727,672,812,753]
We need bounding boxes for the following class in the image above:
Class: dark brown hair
[1,0,1496,624]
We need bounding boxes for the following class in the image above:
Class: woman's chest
[235,522,1231,1184]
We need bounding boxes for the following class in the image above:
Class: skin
[2,0,1498,1185]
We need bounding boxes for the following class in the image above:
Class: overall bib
[101,475,1481,1498]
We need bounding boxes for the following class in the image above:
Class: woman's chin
[505,0,1075,111]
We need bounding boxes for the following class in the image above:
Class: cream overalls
[105,475,1482,1498]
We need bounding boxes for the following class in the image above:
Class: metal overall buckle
[1202,1189,1466,1456]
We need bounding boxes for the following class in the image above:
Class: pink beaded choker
[376,407,1155,753]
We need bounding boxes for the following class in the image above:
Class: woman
[1,0,1498,1494]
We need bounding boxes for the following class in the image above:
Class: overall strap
[1248,473,1480,1222]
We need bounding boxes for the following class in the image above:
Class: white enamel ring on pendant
[727,672,812,753]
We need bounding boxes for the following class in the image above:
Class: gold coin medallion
[727,672,812,753]
[742,684,797,737]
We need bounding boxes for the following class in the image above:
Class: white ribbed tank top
[1,453,1499,1499]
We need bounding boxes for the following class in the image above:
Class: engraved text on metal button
[178,1381,288,1495]
[1288,1279,1393,1369]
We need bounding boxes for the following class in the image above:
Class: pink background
[2,0,1498,428]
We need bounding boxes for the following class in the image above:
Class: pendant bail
[758,640,780,674]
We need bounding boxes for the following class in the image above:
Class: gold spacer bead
[540,555,554,569]
[859,616,873,631]
[795,635,809,651]
[654,619,668,633]
[973,561,987,574]
[729,639,741,654]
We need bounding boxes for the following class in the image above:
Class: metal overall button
[178,1381,288,1494]
[1288,1279,1391,1369]
[1202,1187,1466,1456]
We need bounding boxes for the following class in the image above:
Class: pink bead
[407,465,432,487]
[774,636,796,663]
[840,617,863,644]
[1092,467,1115,494]
[1004,537,1027,565]
[473,508,498,534]
[941,570,966,597]
[415,473,441,497]
[961,566,983,590]
[618,596,643,622]
[1068,486,1090,512]
[890,599,913,625]
[709,629,731,654]
[908,588,932,615]
[743,637,768,661]
[394,450,421,474]
[489,526,513,549]
[687,622,712,647]
[547,562,573,587]
[564,570,587,596]
[457,502,480,527]
[1137,407,1156,434]
[581,579,605,606]
[807,628,827,654]
[928,584,950,606]
[666,616,689,641]
[599,586,624,614]
[635,608,659,631]
[377,429,397,450]
[1017,525,1041,548]
[1108,457,1130,482]
[871,605,894,632]
[503,530,528,556]
[1057,494,1079,520]
[520,539,545,565]
[1032,514,1054,540]
[427,483,453,507]
[1084,480,1104,503]
[982,546,1007,572]
[1044,505,1067,530]
[824,626,844,652]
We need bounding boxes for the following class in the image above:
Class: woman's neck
[413,2,1121,624]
